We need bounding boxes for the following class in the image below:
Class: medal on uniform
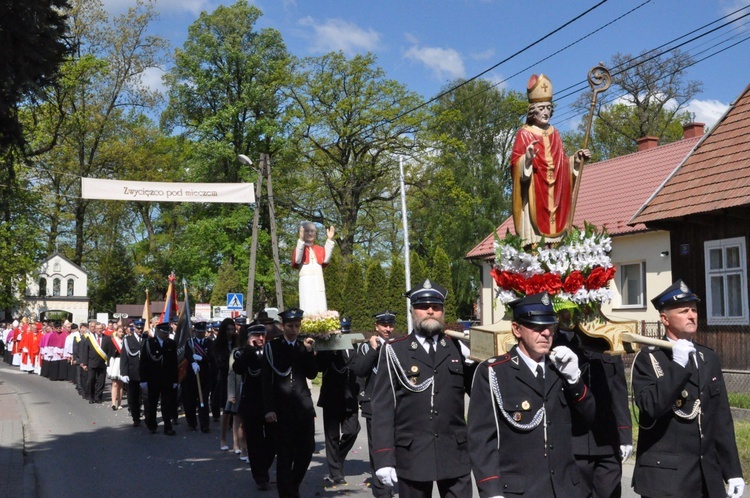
[681,389,688,398]
[513,412,522,422]
[521,400,530,410]
[410,365,419,374]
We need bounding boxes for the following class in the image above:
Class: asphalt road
[1,361,638,497]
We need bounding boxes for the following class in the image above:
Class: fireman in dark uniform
[262,307,318,498]
[233,321,275,491]
[316,317,361,485]
[349,310,396,497]
[632,280,744,498]
[468,292,595,497]
[139,322,179,435]
[182,320,213,433]
[371,279,475,498]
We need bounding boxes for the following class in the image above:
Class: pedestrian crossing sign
[227,293,244,310]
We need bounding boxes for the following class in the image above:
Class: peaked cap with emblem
[234,316,247,325]
[373,310,396,324]
[651,279,700,311]
[509,292,558,326]
[247,321,267,335]
[154,322,171,333]
[405,279,447,305]
[279,307,304,323]
[133,319,145,328]
[193,321,207,332]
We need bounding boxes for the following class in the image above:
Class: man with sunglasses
[371,279,475,498]
[468,292,595,498]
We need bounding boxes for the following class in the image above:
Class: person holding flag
[182,321,213,433]
[140,322,179,435]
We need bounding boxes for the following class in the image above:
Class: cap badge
[424,279,432,289]
[541,294,550,306]
[680,281,689,293]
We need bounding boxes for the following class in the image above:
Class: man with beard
[371,280,475,498]
[468,292,595,498]
[349,310,397,498]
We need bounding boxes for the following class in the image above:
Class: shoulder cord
[264,342,291,377]
[630,350,702,431]
[145,341,164,365]
[489,366,545,431]
[384,343,435,408]
[123,337,140,357]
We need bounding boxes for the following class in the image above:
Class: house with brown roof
[630,84,750,370]
[466,123,706,328]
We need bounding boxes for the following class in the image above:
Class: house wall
[666,213,750,370]
[20,254,90,324]
[604,230,672,322]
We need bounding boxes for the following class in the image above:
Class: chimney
[637,136,659,152]
[682,122,705,139]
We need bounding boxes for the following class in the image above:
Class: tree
[342,259,366,331]
[364,259,388,319]
[0,0,70,147]
[323,250,346,314]
[210,260,242,306]
[386,256,408,334]
[571,49,702,159]
[409,250,427,292]
[432,247,457,323]
[283,51,426,258]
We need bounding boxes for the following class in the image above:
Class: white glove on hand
[139,382,147,390]
[727,477,745,498]
[192,362,200,374]
[672,339,696,367]
[121,375,130,383]
[192,354,203,362]
[376,467,398,487]
[551,345,580,384]
[620,444,633,462]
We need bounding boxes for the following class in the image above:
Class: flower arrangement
[300,310,341,340]
[491,222,616,323]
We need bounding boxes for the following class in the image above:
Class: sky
[103,0,750,131]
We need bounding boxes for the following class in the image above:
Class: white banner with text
[81,178,255,204]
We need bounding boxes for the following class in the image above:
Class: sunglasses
[412,303,444,311]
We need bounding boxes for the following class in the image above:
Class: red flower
[586,266,615,290]
[542,273,563,295]
[563,270,585,294]
[525,274,547,295]
[491,268,527,294]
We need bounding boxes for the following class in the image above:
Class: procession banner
[81,178,254,204]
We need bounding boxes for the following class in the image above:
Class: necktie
[687,352,698,376]
[536,364,545,391]
[428,340,436,359]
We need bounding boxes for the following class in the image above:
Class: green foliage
[88,238,135,313]
[409,250,427,289]
[323,250,346,313]
[281,51,425,258]
[728,393,750,410]
[341,259,367,331]
[387,256,408,334]
[210,260,242,306]
[365,260,389,321]
[432,247,457,323]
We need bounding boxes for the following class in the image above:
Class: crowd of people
[0,278,746,498]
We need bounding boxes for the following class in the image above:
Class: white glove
[551,345,580,384]
[121,375,130,383]
[139,382,147,390]
[376,467,398,487]
[192,362,200,374]
[672,339,696,367]
[192,354,202,362]
[172,383,178,389]
[620,444,633,462]
[727,477,745,498]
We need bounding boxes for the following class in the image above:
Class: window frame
[704,236,749,325]
[616,260,646,309]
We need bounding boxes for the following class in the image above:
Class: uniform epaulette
[488,354,511,367]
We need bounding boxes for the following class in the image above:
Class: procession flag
[175,278,193,382]
[159,272,180,324]
[142,289,152,336]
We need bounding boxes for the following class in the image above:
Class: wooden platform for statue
[448,314,652,362]
[312,333,365,351]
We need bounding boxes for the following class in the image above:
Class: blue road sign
[227,293,244,310]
